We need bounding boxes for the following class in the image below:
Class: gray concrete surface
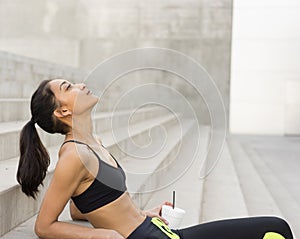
[3,132,299,239]
[201,141,249,222]
[0,108,187,236]
[0,0,232,125]
[229,135,300,239]
[0,122,207,238]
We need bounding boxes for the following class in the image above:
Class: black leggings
[127,216,293,239]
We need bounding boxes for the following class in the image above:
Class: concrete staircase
[1,51,298,239]
[199,135,299,238]
[228,136,300,238]
[201,140,249,222]
[0,51,208,238]
[0,51,87,237]
[3,132,299,239]
[0,101,194,235]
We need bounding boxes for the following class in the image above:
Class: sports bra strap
[61,140,104,161]
[61,140,120,167]
[61,139,104,147]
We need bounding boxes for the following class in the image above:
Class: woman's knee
[266,217,293,239]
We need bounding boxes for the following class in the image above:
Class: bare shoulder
[56,141,100,179]
[59,143,81,162]
[55,143,87,178]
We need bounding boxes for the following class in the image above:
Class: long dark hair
[17,79,70,199]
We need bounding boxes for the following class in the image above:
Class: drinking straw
[172,191,175,209]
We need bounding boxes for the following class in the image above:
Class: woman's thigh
[175,217,293,239]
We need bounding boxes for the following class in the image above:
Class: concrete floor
[233,135,300,239]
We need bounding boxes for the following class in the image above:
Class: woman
[17,79,294,239]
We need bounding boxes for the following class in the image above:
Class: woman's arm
[35,146,124,239]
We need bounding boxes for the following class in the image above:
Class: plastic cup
[161,205,186,229]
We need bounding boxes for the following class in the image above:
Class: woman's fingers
[158,201,173,215]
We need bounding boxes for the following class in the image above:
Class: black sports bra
[61,140,127,214]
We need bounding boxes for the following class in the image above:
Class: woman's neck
[65,115,99,145]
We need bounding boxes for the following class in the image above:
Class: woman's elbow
[34,224,44,238]
[34,219,48,238]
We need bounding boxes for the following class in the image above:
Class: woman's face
[49,79,99,117]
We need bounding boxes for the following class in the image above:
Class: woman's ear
[54,107,72,118]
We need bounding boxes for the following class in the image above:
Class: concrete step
[126,117,197,200]
[0,146,57,237]
[0,112,181,197]
[142,125,210,228]
[0,143,95,239]
[0,112,185,236]
[227,136,283,216]
[0,201,91,239]
[93,105,172,135]
[92,111,182,161]
[0,99,31,122]
[0,106,169,161]
[102,116,202,211]
[200,140,249,222]
[236,136,300,239]
[0,94,166,123]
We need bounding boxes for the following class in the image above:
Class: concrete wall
[0,0,82,67]
[0,51,86,98]
[78,0,233,125]
[230,0,300,135]
[0,0,232,124]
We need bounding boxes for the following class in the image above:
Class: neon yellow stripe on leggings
[151,217,180,239]
[263,232,285,239]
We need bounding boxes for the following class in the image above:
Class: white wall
[230,0,300,135]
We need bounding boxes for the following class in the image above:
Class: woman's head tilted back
[31,79,71,134]
[17,79,70,199]
[17,79,98,198]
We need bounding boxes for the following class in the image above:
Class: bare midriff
[84,192,147,238]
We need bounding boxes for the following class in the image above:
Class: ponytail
[16,79,69,199]
[17,120,50,199]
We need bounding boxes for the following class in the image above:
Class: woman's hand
[142,201,173,225]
